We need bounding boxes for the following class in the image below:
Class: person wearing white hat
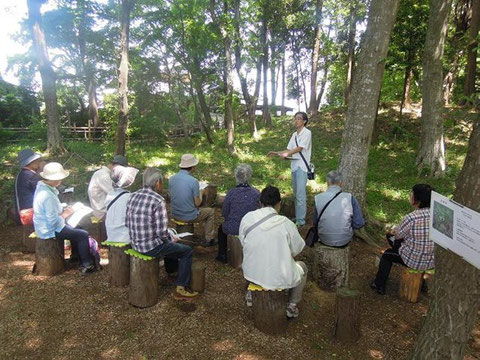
[88,155,128,219]
[168,154,216,246]
[33,162,97,274]
[14,149,43,224]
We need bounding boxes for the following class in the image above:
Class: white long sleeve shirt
[88,166,113,218]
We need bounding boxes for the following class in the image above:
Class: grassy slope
[0,106,472,228]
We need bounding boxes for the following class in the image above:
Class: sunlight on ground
[145,156,171,167]
[381,188,404,201]
[12,259,34,267]
[24,336,42,351]
[368,349,385,359]
[234,353,265,360]
[211,339,235,351]
[100,348,121,358]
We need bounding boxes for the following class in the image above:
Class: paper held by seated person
[199,181,208,191]
[67,202,93,228]
[168,228,193,239]
[430,191,480,270]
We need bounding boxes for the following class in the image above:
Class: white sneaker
[245,290,253,307]
[286,303,299,318]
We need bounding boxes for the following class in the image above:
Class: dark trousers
[56,225,92,268]
[144,242,193,287]
[217,225,228,258]
[374,244,406,288]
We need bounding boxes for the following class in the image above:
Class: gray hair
[234,163,252,185]
[143,167,163,188]
[326,170,342,185]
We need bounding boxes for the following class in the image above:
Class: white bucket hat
[40,162,70,181]
[179,154,199,168]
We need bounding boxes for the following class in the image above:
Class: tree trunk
[416,0,452,176]
[400,65,413,117]
[223,2,235,154]
[344,2,357,106]
[281,51,286,116]
[309,0,324,116]
[462,0,480,103]
[409,118,480,359]
[270,43,276,108]
[188,79,214,144]
[164,59,189,137]
[316,21,334,110]
[27,0,65,155]
[338,0,400,207]
[261,12,271,127]
[114,0,132,156]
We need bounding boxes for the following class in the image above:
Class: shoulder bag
[295,136,315,180]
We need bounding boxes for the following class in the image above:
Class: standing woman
[268,112,312,226]
[33,162,96,274]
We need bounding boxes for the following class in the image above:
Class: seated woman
[371,184,434,295]
[33,162,96,274]
[216,163,260,263]
[239,186,307,318]
[105,165,139,243]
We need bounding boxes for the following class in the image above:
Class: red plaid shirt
[397,208,434,270]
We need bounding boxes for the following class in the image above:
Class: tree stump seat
[190,262,206,293]
[313,243,349,290]
[23,225,36,253]
[279,196,295,220]
[248,283,287,335]
[201,184,217,207]
[398,267,435,303]
[103,241,131,287]
[91,216,106,245]
[125,249,159,308]
[227,235,243,269]
[172,219,195,241]
[34,237,65,276]
[334,287,361,342]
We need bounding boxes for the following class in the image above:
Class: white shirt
[287,127,312,172]
[88,166,113,218]
[239,207,305,290]
[105,188,132,243]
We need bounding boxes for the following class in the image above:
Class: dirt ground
[1,216,479,360]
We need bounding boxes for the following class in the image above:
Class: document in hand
[67,202,93,228]
[199,181,208,191]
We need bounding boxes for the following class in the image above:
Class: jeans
[144,242,193,287]
[291,168,308,225]
[56,225,92,268]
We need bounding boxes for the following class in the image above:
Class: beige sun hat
[179,154,199,168]
[40,162,70,181]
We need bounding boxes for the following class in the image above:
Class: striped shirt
[125,187,170,253]
[397,208,434,270]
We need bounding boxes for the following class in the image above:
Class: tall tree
[416,0,453,176]
[308,0,324,115]
[462,0,480,103]
[260,2,272,127]
[344,1,357,106]
[338,0,400,207]
[409,118,480,359]
[27,0,66,154]
[114,0,132,156]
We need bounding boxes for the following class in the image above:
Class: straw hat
[40,162,70,181]
[179,154,199,168]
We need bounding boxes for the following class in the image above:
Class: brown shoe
[174,286,199,300]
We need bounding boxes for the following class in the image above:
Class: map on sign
[430,191,480,270]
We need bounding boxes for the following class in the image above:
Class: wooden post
[227,235,243,269]
[201,184,217,207]
[398,268,423,303]
[108,244,131,286]
[190,262,206,293]
[279,196,295,220]
[97,220,107,245]
[128,256,159,308]
[34,238,65,276]
[23,225,36,253]
[313,243,349,291]
[252,290,288,335]
[334,287,360,342]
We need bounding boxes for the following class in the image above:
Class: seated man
[126,167,198,299]
[14,149,43,224]
[168,154,215,247]
[105,165,139,243]
[371,184,434,295]
[314,170,365,247]
[239,185,307,318]
[88,155,128,219]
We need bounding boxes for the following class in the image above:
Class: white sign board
[430,191,480,270]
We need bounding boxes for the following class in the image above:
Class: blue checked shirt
[126,187,170,253]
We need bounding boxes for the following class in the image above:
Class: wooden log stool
[334,287,361,342]
[190,262,206,293]
[201,184,217,207]
[91,216,107,245]
[279,196,295,220]
[103,241,131,286]
[125,249,159,308]
[227,235,243,269]
[23,225,36,253]
[313,243,349,290]
[398,268,435,303]
[34,238,65,276]
[172,219,195,242]
[248,283,287,335]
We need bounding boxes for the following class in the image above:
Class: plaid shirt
[397,208,434,270]
[126,187,170,253]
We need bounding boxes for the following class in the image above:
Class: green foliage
[0,80,39,127]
